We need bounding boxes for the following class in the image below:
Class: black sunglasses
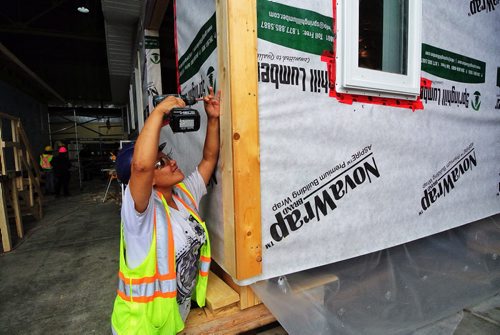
[154,152,173,169]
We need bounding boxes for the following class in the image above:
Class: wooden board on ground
[287,269,339,294]
[0,180,12,252]
[210,262,261,310]
[206,270,240,312]
[182,303,276,335]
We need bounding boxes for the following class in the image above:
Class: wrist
[153,106,169,115]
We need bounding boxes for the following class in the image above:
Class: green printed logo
[471,91,481,111]
[183,67,217,100]
[150,52,160,64]
[206,66,216,92]
[421,44,486,84]
[145,36,160,49]
[257,0,334,55]
[178,13,217,84]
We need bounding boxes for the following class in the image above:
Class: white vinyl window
[336,0,422,100]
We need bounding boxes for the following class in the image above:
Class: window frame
[336,0,422,100]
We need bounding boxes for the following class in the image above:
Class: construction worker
[39,145,54,194]
[52,146,72,197]
[111,87,221,334]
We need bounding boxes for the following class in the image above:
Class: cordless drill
[153,95,201,133]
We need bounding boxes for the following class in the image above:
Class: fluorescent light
[77,6,90,13]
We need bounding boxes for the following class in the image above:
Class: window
[336,0,422,100]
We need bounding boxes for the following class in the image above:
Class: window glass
[358,0,408,75]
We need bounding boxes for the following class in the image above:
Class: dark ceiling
[0,0,175,109]
[0,0,111,105]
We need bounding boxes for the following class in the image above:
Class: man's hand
[203,87,221,119]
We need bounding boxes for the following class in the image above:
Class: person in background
[52,146,72,197]
[39,145,54,195]
[79,145,93,181]
[111,87,221,334]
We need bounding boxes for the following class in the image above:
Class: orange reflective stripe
[157,192,177,275]
[166,207,175,274]
[173,195,202,223]
[176,184,197,210]
[199,257,210,276]
[118,270,175,284]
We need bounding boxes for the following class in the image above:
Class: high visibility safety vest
[40,154,53,170]
[111,183,211,335]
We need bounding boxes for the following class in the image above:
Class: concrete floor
[1,178,499,335]
[0,179,120,334]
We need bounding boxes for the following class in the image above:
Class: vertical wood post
[11,177,23,238]
[0,181,12,252]
[10,120,22,190]
[216,0,262,280]
[0,119,6,175]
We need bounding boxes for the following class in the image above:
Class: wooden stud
[10,177,23,238]
[0,181,12,252]
[216,0,262,281]
[0,119,6,175]
[216,0,237,277]
[10,120,22,190]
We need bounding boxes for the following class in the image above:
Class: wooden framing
[216,0,262,281]
[184,269,275,333]
[0,112,43,252]
[0,178,11,252]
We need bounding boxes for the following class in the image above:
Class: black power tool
[152,95,201,133]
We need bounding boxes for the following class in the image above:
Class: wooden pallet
[179,265,277,334]
[183,303,276,335]
[182,270,275,335]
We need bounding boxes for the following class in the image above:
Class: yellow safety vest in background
[40,154,53,170]
[111,183,211,335]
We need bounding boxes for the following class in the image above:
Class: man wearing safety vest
[111,87,221,334]
[40,145,54,194]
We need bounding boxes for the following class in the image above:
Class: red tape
[321,51,429,112]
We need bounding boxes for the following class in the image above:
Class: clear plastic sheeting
[252,214,500,335]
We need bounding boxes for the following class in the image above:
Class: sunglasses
[154,153,173,169]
